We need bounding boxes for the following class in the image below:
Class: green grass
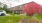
[0,15,29,23]
[32,14,42,21]
[0,16,9,23]
[36,14,42,19]
[0,13,42,23]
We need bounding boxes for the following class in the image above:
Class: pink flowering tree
[22,2,41,16]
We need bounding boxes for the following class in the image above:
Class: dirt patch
[29,19,38,23]
[18,18,27,23]
[18,18,38,23]
[38,20,42,23]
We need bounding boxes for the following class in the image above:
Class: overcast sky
[0,0,42,8]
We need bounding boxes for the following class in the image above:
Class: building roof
[8,1,40,11]
[8,4,25,11]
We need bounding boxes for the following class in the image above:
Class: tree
[0,2,4,10]
[2,4,9,13]
[0,2,9,13]
[3,4,7,11]
[22,1,41,16]
[0,7,3,10]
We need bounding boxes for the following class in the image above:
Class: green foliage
[2,4,10,13]
[2,4,7,10]
[0,7,3,10]
[0,3,11,13]
[0,4,7,10]
[0,4,8,13]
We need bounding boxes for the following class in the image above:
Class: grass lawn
[0,14,42,23]
[0,14,29,23]
[30,14,42,22]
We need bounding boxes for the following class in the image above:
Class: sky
[0,0,42,8]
